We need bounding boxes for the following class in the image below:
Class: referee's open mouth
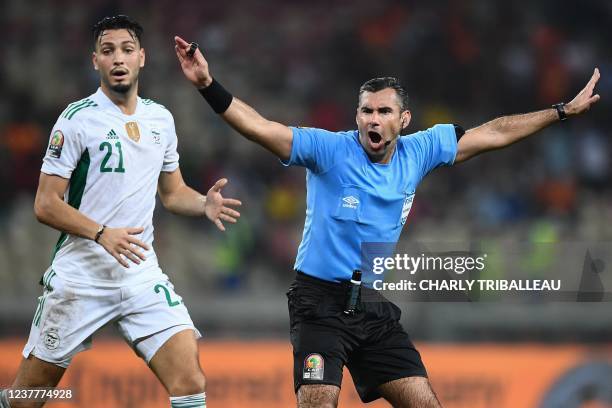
[367,130,385,151]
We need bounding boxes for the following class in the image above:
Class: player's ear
[92,51,99,70]
[139,48,145,68]
[400,110,412,129]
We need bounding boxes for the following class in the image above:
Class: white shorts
[23,268,201,368]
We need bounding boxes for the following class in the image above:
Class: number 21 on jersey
[99,141,125,173]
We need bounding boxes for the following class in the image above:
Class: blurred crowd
[0,0,611,334]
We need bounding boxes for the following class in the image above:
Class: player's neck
[100,83,139,115]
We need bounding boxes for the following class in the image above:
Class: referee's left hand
[565,68,601,116]
[205,178,242,232]
[174,35,213,89]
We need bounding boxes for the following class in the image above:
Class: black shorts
[287,272,427,403]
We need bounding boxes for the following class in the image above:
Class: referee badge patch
[48,130,64,158]
[303,353,324,380]
[400,193,415,225]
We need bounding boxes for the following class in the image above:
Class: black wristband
[552,103,567,121]
[94,225,106,243]
[198,79,233,114]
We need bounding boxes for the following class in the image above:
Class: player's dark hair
[359,77,409,111]
[92,15,143,48]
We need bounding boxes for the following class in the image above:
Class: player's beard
[102,73,136,95]
[111,82,132,94]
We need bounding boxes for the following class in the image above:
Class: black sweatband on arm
[198,79,233,114]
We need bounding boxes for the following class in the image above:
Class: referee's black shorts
[287,272,427,403]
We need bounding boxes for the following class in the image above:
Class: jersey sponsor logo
[400,193,415,225]
[303,353,324,380]
[125,121,141,142]
[48,130,64,158]
[106,129,119,140]
[342,195,359,209]
[43,328,60,350]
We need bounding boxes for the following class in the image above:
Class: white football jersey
[41,88,180,287]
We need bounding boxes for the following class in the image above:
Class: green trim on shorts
[33,295,47,327]
[33,269,56,327]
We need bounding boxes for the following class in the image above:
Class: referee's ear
[400,110,412,130]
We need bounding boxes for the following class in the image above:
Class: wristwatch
[552,103,567,121]
[94,225,106,243]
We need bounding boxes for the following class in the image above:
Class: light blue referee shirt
[282,125,457,282]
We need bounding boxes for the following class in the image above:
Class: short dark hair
[92,15,143,48]
[358,77,409,111]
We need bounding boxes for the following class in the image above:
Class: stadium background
[1,0,611,406]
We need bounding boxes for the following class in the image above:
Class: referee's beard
[359,132,398,164]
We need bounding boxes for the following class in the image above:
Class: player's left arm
[455,68,601,164]
[157,169,242,231]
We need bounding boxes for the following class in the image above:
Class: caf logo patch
[303,353,324,380]
[48,130,64,158]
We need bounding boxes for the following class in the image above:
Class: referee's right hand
[96,227,150,268]
[174,35,212,89]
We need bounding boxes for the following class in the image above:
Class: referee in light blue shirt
[175,36,601,408]
[283,123,456,284]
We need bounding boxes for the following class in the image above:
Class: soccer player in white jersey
[0,15,241,408]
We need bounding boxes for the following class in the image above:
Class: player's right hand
[97,227,150,268]
[174,35,212,89]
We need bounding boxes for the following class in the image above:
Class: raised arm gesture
[455,68,601,163]
[174,35,293,160]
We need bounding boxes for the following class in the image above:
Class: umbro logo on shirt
[106,129,119,140]
[342,196,359,209]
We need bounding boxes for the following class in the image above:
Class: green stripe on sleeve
[66,101,98,120]
[62,99,91,119]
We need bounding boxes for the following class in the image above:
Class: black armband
[453,124,465,140]
[198,79,233,114]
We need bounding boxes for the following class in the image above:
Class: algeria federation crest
[125,122,141,142]
[48,130,64,158]
[43,328,60,350]
[303,353,324,380]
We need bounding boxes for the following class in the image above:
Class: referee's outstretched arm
[454,68,600,163]
[174,36,293,161]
